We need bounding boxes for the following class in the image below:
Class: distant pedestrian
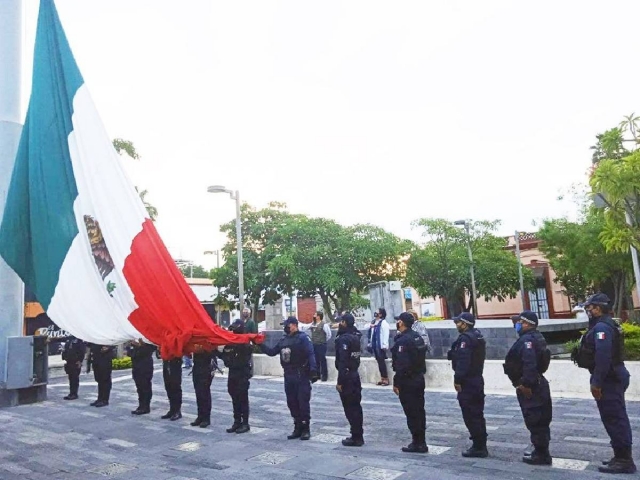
[368,308,390,386]
[242,307,258,334]
[309,310,332,382]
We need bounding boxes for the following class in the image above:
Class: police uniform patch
[342,344,348,350]
[525,342,532,349]
[460,342,466,349]
[597,332,606,340]
[398,346,403,352]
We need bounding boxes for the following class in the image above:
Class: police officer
[392,312,428,453]
[88,343,115,407]
[335,313,364,447]
[220,320,253,434]
[160,350,183,421]
[61,335,86,400]
[576,293,635,474]
[260,316,318,440]
[448,312,487,458]
[503,310,552,465]
[127,339,156,415]
[190,344,215,428]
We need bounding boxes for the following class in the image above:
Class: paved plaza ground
[0,361,638,480]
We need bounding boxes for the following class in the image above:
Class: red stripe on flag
[123,219,261,359]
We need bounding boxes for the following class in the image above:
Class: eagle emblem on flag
[83,215,116,295]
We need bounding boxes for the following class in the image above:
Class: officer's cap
[452,312,476,325]
[510,310,539,325]
[341,313,356,327]
[280,316,299,326]
[229,319,245,334]
[584,293,610,307]
[394,312,415,327]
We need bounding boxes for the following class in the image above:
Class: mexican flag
[0,0,259,358]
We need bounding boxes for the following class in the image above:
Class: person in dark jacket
[448,312,488,458]
[61,336,86,400]
[88,344,115,407]
[127,339,157,415]
[260,316,318,440]
[190,345,216,428]
[220,319,253,434]
[392,312,428,453]
[580,293,635,474]
[160,349,183,421]
[504,310,552,465]
[335,313,364,446]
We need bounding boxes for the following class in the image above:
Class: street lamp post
[207,186,245,313]
[514,231,526,311]
[454,220,479,316]
[204,249,221,324]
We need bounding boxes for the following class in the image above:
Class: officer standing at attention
[190,344,215,428]
[127,339,157,415]
[335,313,364,447]
[392,312,428,453]
[503,310,552,465]
[448,312,488,458]
[88,343,115,407]
[575,293,635,474]
[61,335,86,400]
[160,348,183,421]
[260,316,318,440]
[220,320,253,434]
[310,310,332,382]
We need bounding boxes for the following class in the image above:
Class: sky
[18,0,640,269]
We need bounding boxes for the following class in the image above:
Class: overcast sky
[19,0,640,269]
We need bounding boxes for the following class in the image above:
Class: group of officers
[61,294,635,474]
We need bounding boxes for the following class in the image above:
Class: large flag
[0,0,260,358]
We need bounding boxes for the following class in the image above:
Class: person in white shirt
[309,311,333,381]
[368,308,390,386]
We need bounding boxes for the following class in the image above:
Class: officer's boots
[161,410,173,420]
[462,439,489,458]
[599,447,637,474]
[287,422,303,439]
[226,419,241,433]
[342,436,365,447]
[522,447,552,465]
[402,434,428,453]
[236,415,251,434]
[300,421,311,440]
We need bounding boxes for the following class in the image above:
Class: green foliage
[406,218,534,317]
[537,210,633,313]
[112,138,140,159]
[178,263,210,279]
[565,324,640,361]
[112,356,132,370]
[421,316,444,322]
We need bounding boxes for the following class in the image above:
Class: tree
[111,138,158,221]
[267,217,411,318]
[406,218,534,317]
[178,263,210,279]
[537,210,634,317]
[210,202,295,316]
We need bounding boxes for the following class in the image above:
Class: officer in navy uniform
[503,310,552,465]
[335,313,364,447]
[260,316,318,440]
[160,348,183,421]
[88,344,115,407]
[576,293,636,474]
[220,319,253,434]
[392,312,428,453]
[448,312,488,458]
[127,339,157,415]
[61,336,86,400]
[190,344,215,428]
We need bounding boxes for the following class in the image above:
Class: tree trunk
[319,291,334,320]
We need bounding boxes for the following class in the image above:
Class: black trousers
[596,367,632,449]
[397,375,426,443]
[93,358,113,402]
[133,360,154,410]
[193,372,212,421]
[64,362,81,396]
[517,376,552,451]
[284,373,312,424]
[457,376,487,443]
[228,373,250,423]
[339,372,363,439]
[375,351,388,378]
[163,358,182,413]
[313,343,328,380]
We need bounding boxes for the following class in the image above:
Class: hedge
[112,356,132,370]
[565,322,640,361]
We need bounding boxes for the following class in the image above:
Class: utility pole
[514,231,526,311]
